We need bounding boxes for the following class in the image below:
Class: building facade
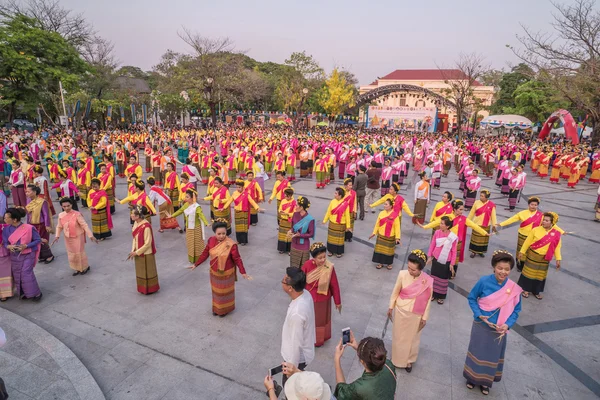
[358,69,495,131]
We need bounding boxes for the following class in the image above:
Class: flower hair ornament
[492,249,513,257]
[214,218,228,224]
[310,242,326,252]
[411,249,427,263]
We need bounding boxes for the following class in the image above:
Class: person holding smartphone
[264,363,332,400]
[333,330,396,399]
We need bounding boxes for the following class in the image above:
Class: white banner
[366,106,437,131]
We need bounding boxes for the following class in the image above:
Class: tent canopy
[480,114,532,130]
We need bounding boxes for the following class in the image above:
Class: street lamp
[205,78,216,125]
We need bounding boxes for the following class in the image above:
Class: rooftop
[369,69,482,86]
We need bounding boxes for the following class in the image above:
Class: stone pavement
[1,158,600,399]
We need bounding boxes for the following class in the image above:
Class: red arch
[538,109,579,145]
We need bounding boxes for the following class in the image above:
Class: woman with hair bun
[426,216,458,304]
[369,198,400,270]
[387,249,433,373]
[221,179,259,245]
[127,206,160,295]
[189,219,252,317]
[343,178,357,243]
[117,180,156,224]
[2,207,43,301]
[170,189,209,261]
[301,242,341,347]
[464,250,522,395]
[289,196,315,268]
[333,332,397,399]
[322,187,351,258]
[467,189,497,259]
[419,199,489,278]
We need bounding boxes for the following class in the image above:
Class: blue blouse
[2,224,42,250]
[467,274,521,328]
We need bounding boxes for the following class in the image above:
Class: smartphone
[268,364,283,377]
[342,327,351,345]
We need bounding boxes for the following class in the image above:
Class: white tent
[480,115,532,130]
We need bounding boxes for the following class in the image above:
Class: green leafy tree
[318,68,356,123]
[489,64,533,115]
[0,15,88,122]
[503,79,570,122]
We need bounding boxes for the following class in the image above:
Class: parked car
[12,119,36,132]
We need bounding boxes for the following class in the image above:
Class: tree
[0,15,88,122]
[503,79,570,122]
[489,63,533,114]
[284,51,325,82]
[512,0,600,145]
[318,68,356,124]
[439,53,488,142]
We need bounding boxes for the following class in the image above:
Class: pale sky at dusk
[61,0,570,84]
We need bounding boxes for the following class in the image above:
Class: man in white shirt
[280,267,315,389]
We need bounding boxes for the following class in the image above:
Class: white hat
[284,371,332,400]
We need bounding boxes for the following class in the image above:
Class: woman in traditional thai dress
[24,184,55,264]
[222,180,259,245]
[370,198,401,270]
[189,219,252,317]
[380,158,393,196]
[426,216,458,304]
[51,170,79,211]
[299,146,310,178]
[322,187,351,258]
[419,199,489,278]
[589,158,600,183]
[464,169,482,210]
[343,178,357,242]
[204,177,232,235]
[314,153,328,189]
[369,183,414,225]
[97,163,115,214]
[52,197,97,276]
[171,189,209,262]
[178,173,194,205]
[127,206,160,295]
[464,251,522,396]
[286,149,297,181]
[467,189,497,258]
[117,181,156,225]
[87,179,113,240]
[497,196,543,271]
[289,196,315,268]
[3,208,42,301]
[9,160,26,207]
[301,242,342,347]
[76,159,91,208]
[387,249,433,372]
[428,191,454,238]
[412,173,430,225]
[518,212,562,300]
[277,188,296,253]
[506,168,520,211]
[244,170,263,226]
[0,224,13,301]
[163,162,181,210]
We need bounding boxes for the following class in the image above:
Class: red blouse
[195,236,247,274]
[301,259,341,305]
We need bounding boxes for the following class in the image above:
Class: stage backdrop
[366,106,437,131]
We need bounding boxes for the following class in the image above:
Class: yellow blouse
[204,188,231,209]
[467,200,497,227]
[97,173,112,190]
[520,226,562,261]
[278,198,296,220]
[222,191,260,211]
[119,192,157,215]
[131,221,154,256]
[388,270,431,320]
[369,194,414,218]
[429,201,452,223]
[499,210,540,236]
[323,198,351,229]
[373,210,401,240]
[422,214,489,237]
[87,189,107,210]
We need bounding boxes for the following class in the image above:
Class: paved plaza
[1,159,600,400]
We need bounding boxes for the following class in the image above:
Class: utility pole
[59,81,68,127]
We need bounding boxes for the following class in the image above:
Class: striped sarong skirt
[469,226,490,254]
[145,155,152,171]
[91,208,112,239]
[235,211,249,244]
[106,187,115,209]
[315,297,332,347]
[213,207,232,236]
[431,257,451,299]
[508,189,519,209]
[277,217,292,253]
[412,199,427,224]
[250,207,258,225]
[186,227,205,263]
[518,248,549,294]
[286,164,295,179]
[300,161,309,177]
[290,247,310,269]
[153,167,162,185]
[228,169,237,182]
[372,234,396,265]
[210,267,236,315]
[78,185,88,207]
[463,321,506,387]
[316,171,326,187]
[135,254,160,295]
[443,161,451,176]
[168,189,180,209]
[0,255,13,299]
[465,189,478,209]
[326,221,346,255]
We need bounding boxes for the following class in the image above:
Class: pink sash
[530,228,562,261]
[8,224,34,254]
[398,273,433,316]
[475,201,495,226]
[435,202,453,218]
[182,165,193,177]
[378,213,395,237]
[166,172,177,189]
[478,279,522,327]
[331,200,349,224]
[89,190,113,229]
[519,211,542,229]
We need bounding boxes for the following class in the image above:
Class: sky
[60,0,572,85]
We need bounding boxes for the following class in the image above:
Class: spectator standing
[365,162,381,214]
[352,165,367,220]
